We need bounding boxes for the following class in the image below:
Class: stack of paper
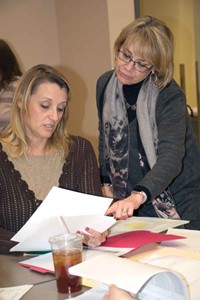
[19,230,185,273]
[69,253,200,300]
[10,187,115,252]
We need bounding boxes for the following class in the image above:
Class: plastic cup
[49,233,83,294]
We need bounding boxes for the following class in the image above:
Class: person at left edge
[0,64,107,254]
[0,39,22,132]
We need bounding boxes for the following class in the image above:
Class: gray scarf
[103,72,181,220]
[103,72,159,199]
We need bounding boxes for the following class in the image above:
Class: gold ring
[122,208,127,214]
[92,236,96,244]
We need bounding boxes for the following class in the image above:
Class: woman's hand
[103,285,135,300]
[78,228,108,248]
[102,184,113,198]
[105,193,144,220]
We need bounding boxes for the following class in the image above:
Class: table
[0,244,169,300]
[0,254,88,299]
[0,244,162,299]
[2,241,200,299]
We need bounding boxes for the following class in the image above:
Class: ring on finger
[92,236,96,244]
[122,207,127,215]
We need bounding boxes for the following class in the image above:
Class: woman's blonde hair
[114,15,174,89]
[0,64,71,158]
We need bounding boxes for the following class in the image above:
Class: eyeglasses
[117,50,152,73]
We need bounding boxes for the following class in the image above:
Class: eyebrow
[40,97,67,104]
[122,48,147,62]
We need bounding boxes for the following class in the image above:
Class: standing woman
[96,16,200,229]
[0,39,22,132]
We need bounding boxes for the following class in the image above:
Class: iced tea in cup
[49,233,83,294]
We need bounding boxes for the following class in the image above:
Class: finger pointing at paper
[105,193,144,220]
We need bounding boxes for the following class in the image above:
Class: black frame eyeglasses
[117,50,152,73]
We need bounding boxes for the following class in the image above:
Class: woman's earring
[150,71,158,84]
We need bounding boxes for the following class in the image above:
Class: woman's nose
[125,61,135,71]
[50,109,59,121]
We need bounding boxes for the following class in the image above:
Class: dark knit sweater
[0,135,102,254]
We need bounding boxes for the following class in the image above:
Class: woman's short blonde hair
[114,15,174,89]
[1,64,71,158]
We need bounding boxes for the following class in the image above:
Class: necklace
[0,83,8,97]
[124,97,137,111]
[0,88,5,97]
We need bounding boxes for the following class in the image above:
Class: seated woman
[0,64,107,254]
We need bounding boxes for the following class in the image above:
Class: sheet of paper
[151,247,200,261]
[19,247,130,275]
[11,215,116,252]
[161,228,200,252]
[19,249,105,273]
[109,216,189,236]
[69,253,189,297]
[11,186,113,243]
[19,252,55,273]
[0,285,33,300]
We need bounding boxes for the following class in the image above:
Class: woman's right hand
[103,285,135,300]
[105,192,144,220]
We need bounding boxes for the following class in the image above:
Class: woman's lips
[118,70,132,80]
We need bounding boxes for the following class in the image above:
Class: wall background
[140,0,200,143]
[0,0,134,155]
[0,0,199,150]
[140,0,197,109]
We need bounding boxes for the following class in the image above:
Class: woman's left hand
[103,285,135,300]
[78,228,108,248]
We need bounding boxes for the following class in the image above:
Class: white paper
[19,248,129,273]
[19,249,107,273]
[20,252,55,272]
[11,187,114,251]
[0,285,32,300]
[11,215,116,252]
[69,254,190,299]
[161,228,200,251]
[12,187,113,243]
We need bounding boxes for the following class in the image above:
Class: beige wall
[107,0,135,63]
[0,0,60,71]
[54,0,111,152]
[0,0,135,155]
[140,0,197,109]
[55,0,135,153]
